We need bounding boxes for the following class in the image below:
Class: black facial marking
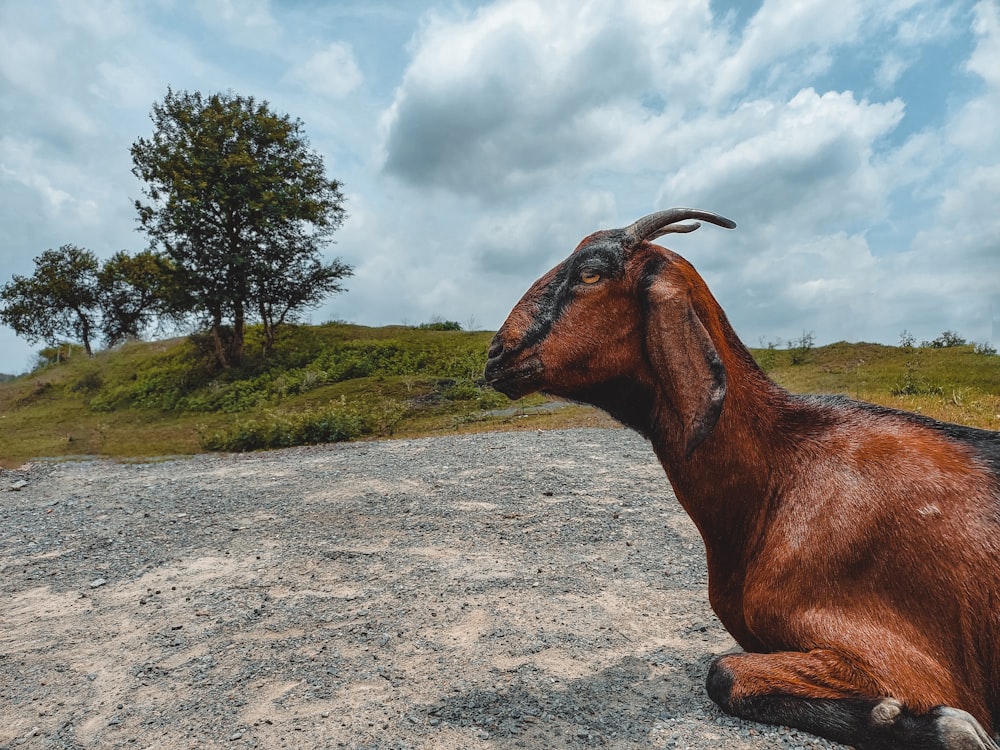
[515,232,627,352]
[639,256,668,318]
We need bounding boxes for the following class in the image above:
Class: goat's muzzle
[483,337,543,399]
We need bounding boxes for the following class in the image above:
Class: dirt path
[1,429,841,749]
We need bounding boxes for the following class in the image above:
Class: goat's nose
[487,341,504,360]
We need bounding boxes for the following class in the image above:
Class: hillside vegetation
[0,323,997,467]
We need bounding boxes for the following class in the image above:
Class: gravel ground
[1,428,845,750]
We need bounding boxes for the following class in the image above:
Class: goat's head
[484,208,736,456]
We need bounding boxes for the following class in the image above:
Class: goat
[483,208,1000,750]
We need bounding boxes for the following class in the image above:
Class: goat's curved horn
[624,208,736,247]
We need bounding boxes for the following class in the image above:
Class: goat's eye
[580,271,602,285]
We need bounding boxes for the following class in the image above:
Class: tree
[96,249,174,346]
[0,245,101,356]
[1,246,173,358]
[131,88,352,368]
[252,245,353,357]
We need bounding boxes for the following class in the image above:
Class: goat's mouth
[483,354,543,399]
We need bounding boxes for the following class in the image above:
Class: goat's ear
[644,278,727,458]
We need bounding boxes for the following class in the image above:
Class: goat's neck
[642,349,794,649]
[647,346,793,569]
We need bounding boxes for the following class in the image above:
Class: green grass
[1,327,997,467]
[757,341,1000,429]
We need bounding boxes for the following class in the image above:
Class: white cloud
[195,0,281,51]
[91,58,155,108]
[968,0,1000,85]
[714,0,863,98]
[284,43,363,99]
[55,0,136,40]
[379,0,707,198]
[1,137,80,217]
[875,54,908,89]
[658,88,905,232]
[897,0,1000,342]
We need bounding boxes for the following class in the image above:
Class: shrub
[788,331,815,366]
[890,360,943,396]
[754,339,780,372]
[70,370,103,393]
[417,319,462,331]
[477,388,509,410]
[442,379,481,401]
[199,398,407,452]
[922,330,966,348]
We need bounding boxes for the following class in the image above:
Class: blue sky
[1,0,998,374]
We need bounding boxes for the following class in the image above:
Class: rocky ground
[1,428,843,749]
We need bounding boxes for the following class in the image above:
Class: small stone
[90,578,107,588]
[11,480,28,491]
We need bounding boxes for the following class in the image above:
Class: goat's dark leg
[708,651,999,750]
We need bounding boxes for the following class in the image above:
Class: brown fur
[484,218,1000,746]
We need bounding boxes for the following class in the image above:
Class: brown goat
[484,208,1000,750]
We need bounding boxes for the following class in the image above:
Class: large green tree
[0,245,101,356]
[130,88,352,368]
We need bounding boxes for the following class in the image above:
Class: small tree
[131,88,352,369]
[788,330,815,366]
[252,241,353,358]
[0,245,101,356]
[96,249,174,346]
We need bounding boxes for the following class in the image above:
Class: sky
[1,0,999,374]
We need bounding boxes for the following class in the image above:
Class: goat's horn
[624,208,737,246]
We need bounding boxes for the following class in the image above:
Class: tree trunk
[259,301,274,359]
[79,313,94,356]
[210,309,230,369]
[228,304,245,368]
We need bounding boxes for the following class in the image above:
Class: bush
[754,339,780,372]
[199,398,407,452]
[890,360,943,396]
[922,330,967,348]
[476,388,509,410]
[70,370,103,393]
[788,331,815,366]
[417,319,462,331]
[442,379,481,401]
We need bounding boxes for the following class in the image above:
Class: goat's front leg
[707,651,999,750]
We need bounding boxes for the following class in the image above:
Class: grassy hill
[0,323,997,467]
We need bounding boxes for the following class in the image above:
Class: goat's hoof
[932,707,1000,750]
[870,698,903,727]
